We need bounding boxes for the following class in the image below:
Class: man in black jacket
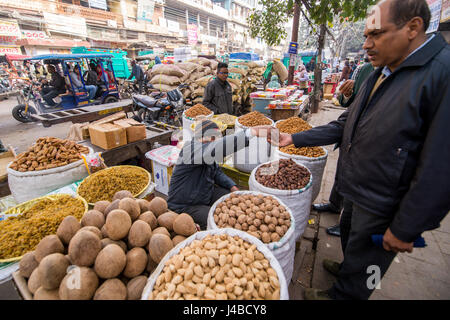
[273,0,449,300]
[203,62,233,115]
[128,60,144,94]
[40,64,66,107]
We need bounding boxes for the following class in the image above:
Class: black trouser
[329,179,344,212]
[328,205,397,300]
[137,79,144,94]
[178,186,230,230]
[41,86,61,106]
[339,199,354,252]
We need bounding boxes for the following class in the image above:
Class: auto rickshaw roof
[26,53,114,61]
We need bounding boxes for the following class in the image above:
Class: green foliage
[248,0,377,47]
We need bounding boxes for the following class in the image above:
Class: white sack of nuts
[207,191,296,283]
[141,228,289,300]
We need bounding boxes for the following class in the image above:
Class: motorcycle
[131,84,186,127]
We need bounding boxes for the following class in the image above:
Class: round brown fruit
[19,251,39,278]
[139,211,157,230]
[56,216,81,245]
[59,266,99,300]
[81,210,105,229]
[148,197,168,217]
[126,275,148,300]
[118,198,141,221]
[105,209,132,240]
[94,244,127,279]
[68,230,102,267]
[123,247,148,278]
[38,253,69,290]
[34,235,64,263]
[128,220,152,248]
[112,190,133,202]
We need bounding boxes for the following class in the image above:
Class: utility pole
[288,1,300,85]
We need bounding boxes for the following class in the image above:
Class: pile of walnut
[213,193,291,244]
[18,192,197,300]
[149,234,281,300]
[10,137,89,172]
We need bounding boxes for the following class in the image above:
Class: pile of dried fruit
[276,117,312,134]
[149,234,281,300]
[276,117,325,158]
[238,111,272,127]
[18,194,198,300]
[9,137,89,172]
[279,145,326,158]
[214,193,291,244]
[0,195,85,260]
[255,159,310,190]
[184,104,213,118]
[77,166,149,203]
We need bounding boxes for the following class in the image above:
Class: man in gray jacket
[203,62,233,115]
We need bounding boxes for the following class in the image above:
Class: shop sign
[187,24,198,45]
[288,42,298,55]
[137,0,155,22]
[426,0,442,33]
[21,30,48,40]
[0,35,18,46]
[0,46,21,54]
[0,19,22,38]
[43,13,87,37]
[167,20,180,33]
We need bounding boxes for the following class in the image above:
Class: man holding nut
[271,0,450,300]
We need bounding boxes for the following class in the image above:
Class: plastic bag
[81,152,107,175]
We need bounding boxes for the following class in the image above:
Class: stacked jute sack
[146,57,219,103]
[228,61,266,111]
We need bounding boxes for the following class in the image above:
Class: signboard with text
[137,0,155,22]
[21,30,48,40]
[288,42,298,55]
[426,0,442,33]
[0,20,21,38]
[44,13,87,38]
[187,24,198,45]
[441,0,449,22]
[0,46,21,54]
[88,0,107,10]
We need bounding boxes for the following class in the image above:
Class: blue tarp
[229,52,259,61]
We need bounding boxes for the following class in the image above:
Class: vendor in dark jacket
[168,120,271,229]
[272,0,450,300]
[203,62,233,115]
[40,64,66,107]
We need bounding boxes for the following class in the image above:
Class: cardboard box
[149,159,173,196]
[88,123,127,150]
[114,118,146,143]
[81,111,127,139]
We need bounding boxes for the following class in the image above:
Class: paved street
[290,101,450,300]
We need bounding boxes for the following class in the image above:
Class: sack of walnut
[249,160,313,242]
[207,191,296,283]
[7,147,93,203]
[276,148,328,202]
[141,228,289,300]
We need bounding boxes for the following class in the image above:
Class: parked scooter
[131,84,186,126]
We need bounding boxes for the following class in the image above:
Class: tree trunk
[288,2,301,85]
[311,24,326,113]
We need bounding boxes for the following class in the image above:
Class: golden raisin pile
[0,195,85,259]
[78,166,149,203]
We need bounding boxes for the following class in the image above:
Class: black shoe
[322,259,341,277]
[312,203,340,214]
[326,225,341,237]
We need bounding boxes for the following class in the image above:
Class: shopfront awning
[16,38,90,48]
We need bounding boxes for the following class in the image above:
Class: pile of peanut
[10,137,89,172]
[185,104,213,118]
[214,193,291,244]
[149,234,281,300]
[276,117,312,134]
[238,111,272,127]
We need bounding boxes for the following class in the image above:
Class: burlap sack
[150,75,181,86]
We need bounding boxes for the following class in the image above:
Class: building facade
[0,0,266,57]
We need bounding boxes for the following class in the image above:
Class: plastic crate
[219,163,250,190]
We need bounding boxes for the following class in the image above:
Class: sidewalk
[289,101,450,300]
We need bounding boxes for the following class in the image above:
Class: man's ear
[407,17,424,40]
